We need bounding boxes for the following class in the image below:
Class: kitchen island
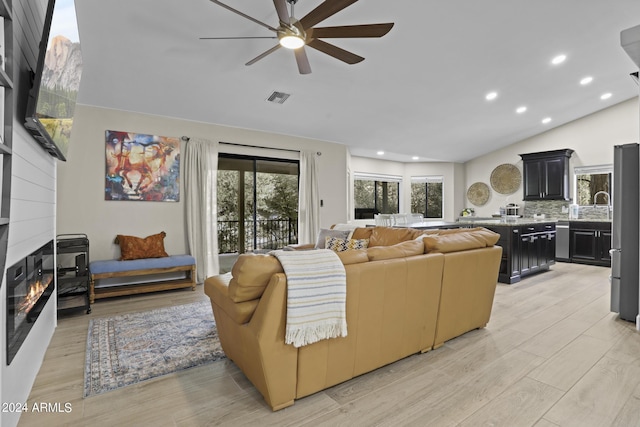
[458,218,557,284]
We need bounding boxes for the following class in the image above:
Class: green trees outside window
[354,179,399,217]
[217,154,299,253]
[410,177,443,218]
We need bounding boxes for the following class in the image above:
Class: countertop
[457,218,557,227]
[458,217,611,227]
[394,217,611,229]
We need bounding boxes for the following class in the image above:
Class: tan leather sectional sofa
[204,226,502,411]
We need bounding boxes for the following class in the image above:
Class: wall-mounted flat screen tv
[24,0,82,161]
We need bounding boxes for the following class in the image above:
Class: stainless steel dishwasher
[556,221,570,262]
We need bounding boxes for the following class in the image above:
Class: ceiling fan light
[279,35,305,49]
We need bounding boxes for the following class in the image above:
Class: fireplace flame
[17,275,53,315]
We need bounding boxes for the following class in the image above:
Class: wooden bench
[88,255,196,303]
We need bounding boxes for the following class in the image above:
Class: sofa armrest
[204,275,260,324]
[205,272,298,411]
[244,273,299,410]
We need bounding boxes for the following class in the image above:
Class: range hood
[621,24,640,68]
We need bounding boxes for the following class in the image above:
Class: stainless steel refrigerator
[610,143,639,322]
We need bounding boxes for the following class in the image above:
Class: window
[574,165,612,206]
[354,173,400,218]
[217,154,299,253]
[411,176,443,218]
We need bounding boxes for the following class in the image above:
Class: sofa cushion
[326,237,369,252]
[367,227,424,247]
[423,229,500,253]
[367,240,425,261]
[336,249,369,265]
[315,228,351,249]
[351,227,374,241]
[228,254,283,303]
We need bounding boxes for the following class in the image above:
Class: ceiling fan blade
[294,47,312,74]
[299,0,359,29]
[246,44,282,66]
[200,36,278,40]
[308,23,394,39]
[273,0,290,24]
[307,39,364,64]
[209,0,278,32]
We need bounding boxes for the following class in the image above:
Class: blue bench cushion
[90,255,195,275]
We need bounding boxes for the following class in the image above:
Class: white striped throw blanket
[271,249,347,348]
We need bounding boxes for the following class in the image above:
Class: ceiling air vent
[266,91,290,104]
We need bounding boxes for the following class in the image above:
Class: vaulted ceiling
[75,0,640,162]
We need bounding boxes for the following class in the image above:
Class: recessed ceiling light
[377,151,384,156]
[542,117,552,124]
[580,76,593,85]
[600,92,612,100]
[485,91,498,101]
[516,106,527,114]
[551,54,567,65]
[412,156,419,160]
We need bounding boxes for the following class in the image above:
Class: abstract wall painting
[105,130,180,201]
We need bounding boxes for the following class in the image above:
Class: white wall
[57,105,350,262]
[465,98,640,217]
[58,94,639,264]
[349,156,464,221]
[1,127,57,427]
[1,1,58,426]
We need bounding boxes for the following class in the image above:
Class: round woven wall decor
[490,163,521,194]
[467,182,490,206]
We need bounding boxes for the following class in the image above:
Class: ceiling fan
[201,0,394,74]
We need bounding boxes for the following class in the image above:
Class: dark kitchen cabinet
[519,230,538,276]
[520,149,574,201]
[541,230,557,268]
[491,226,522,284]
[569,221,611,267]
[519,224,556,277]
[486,222,556,284]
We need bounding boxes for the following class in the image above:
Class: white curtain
[298,150,320,244]
[184,137,219,283]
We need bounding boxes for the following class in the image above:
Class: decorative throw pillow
[315,228,350,249]
[115,231,169,260]
[331,223,358,239]
[325,237,369,252]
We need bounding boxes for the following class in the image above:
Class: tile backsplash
[523,200,611,220]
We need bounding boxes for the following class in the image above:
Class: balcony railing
[218,219,298,254]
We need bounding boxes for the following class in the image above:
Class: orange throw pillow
[115,231,169,260]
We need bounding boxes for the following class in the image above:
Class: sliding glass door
[217,154,299,253]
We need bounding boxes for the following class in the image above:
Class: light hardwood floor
[18,262,640,426]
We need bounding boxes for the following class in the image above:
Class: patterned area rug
[83,300,225,397]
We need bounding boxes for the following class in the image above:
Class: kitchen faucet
[593,191,611,220]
